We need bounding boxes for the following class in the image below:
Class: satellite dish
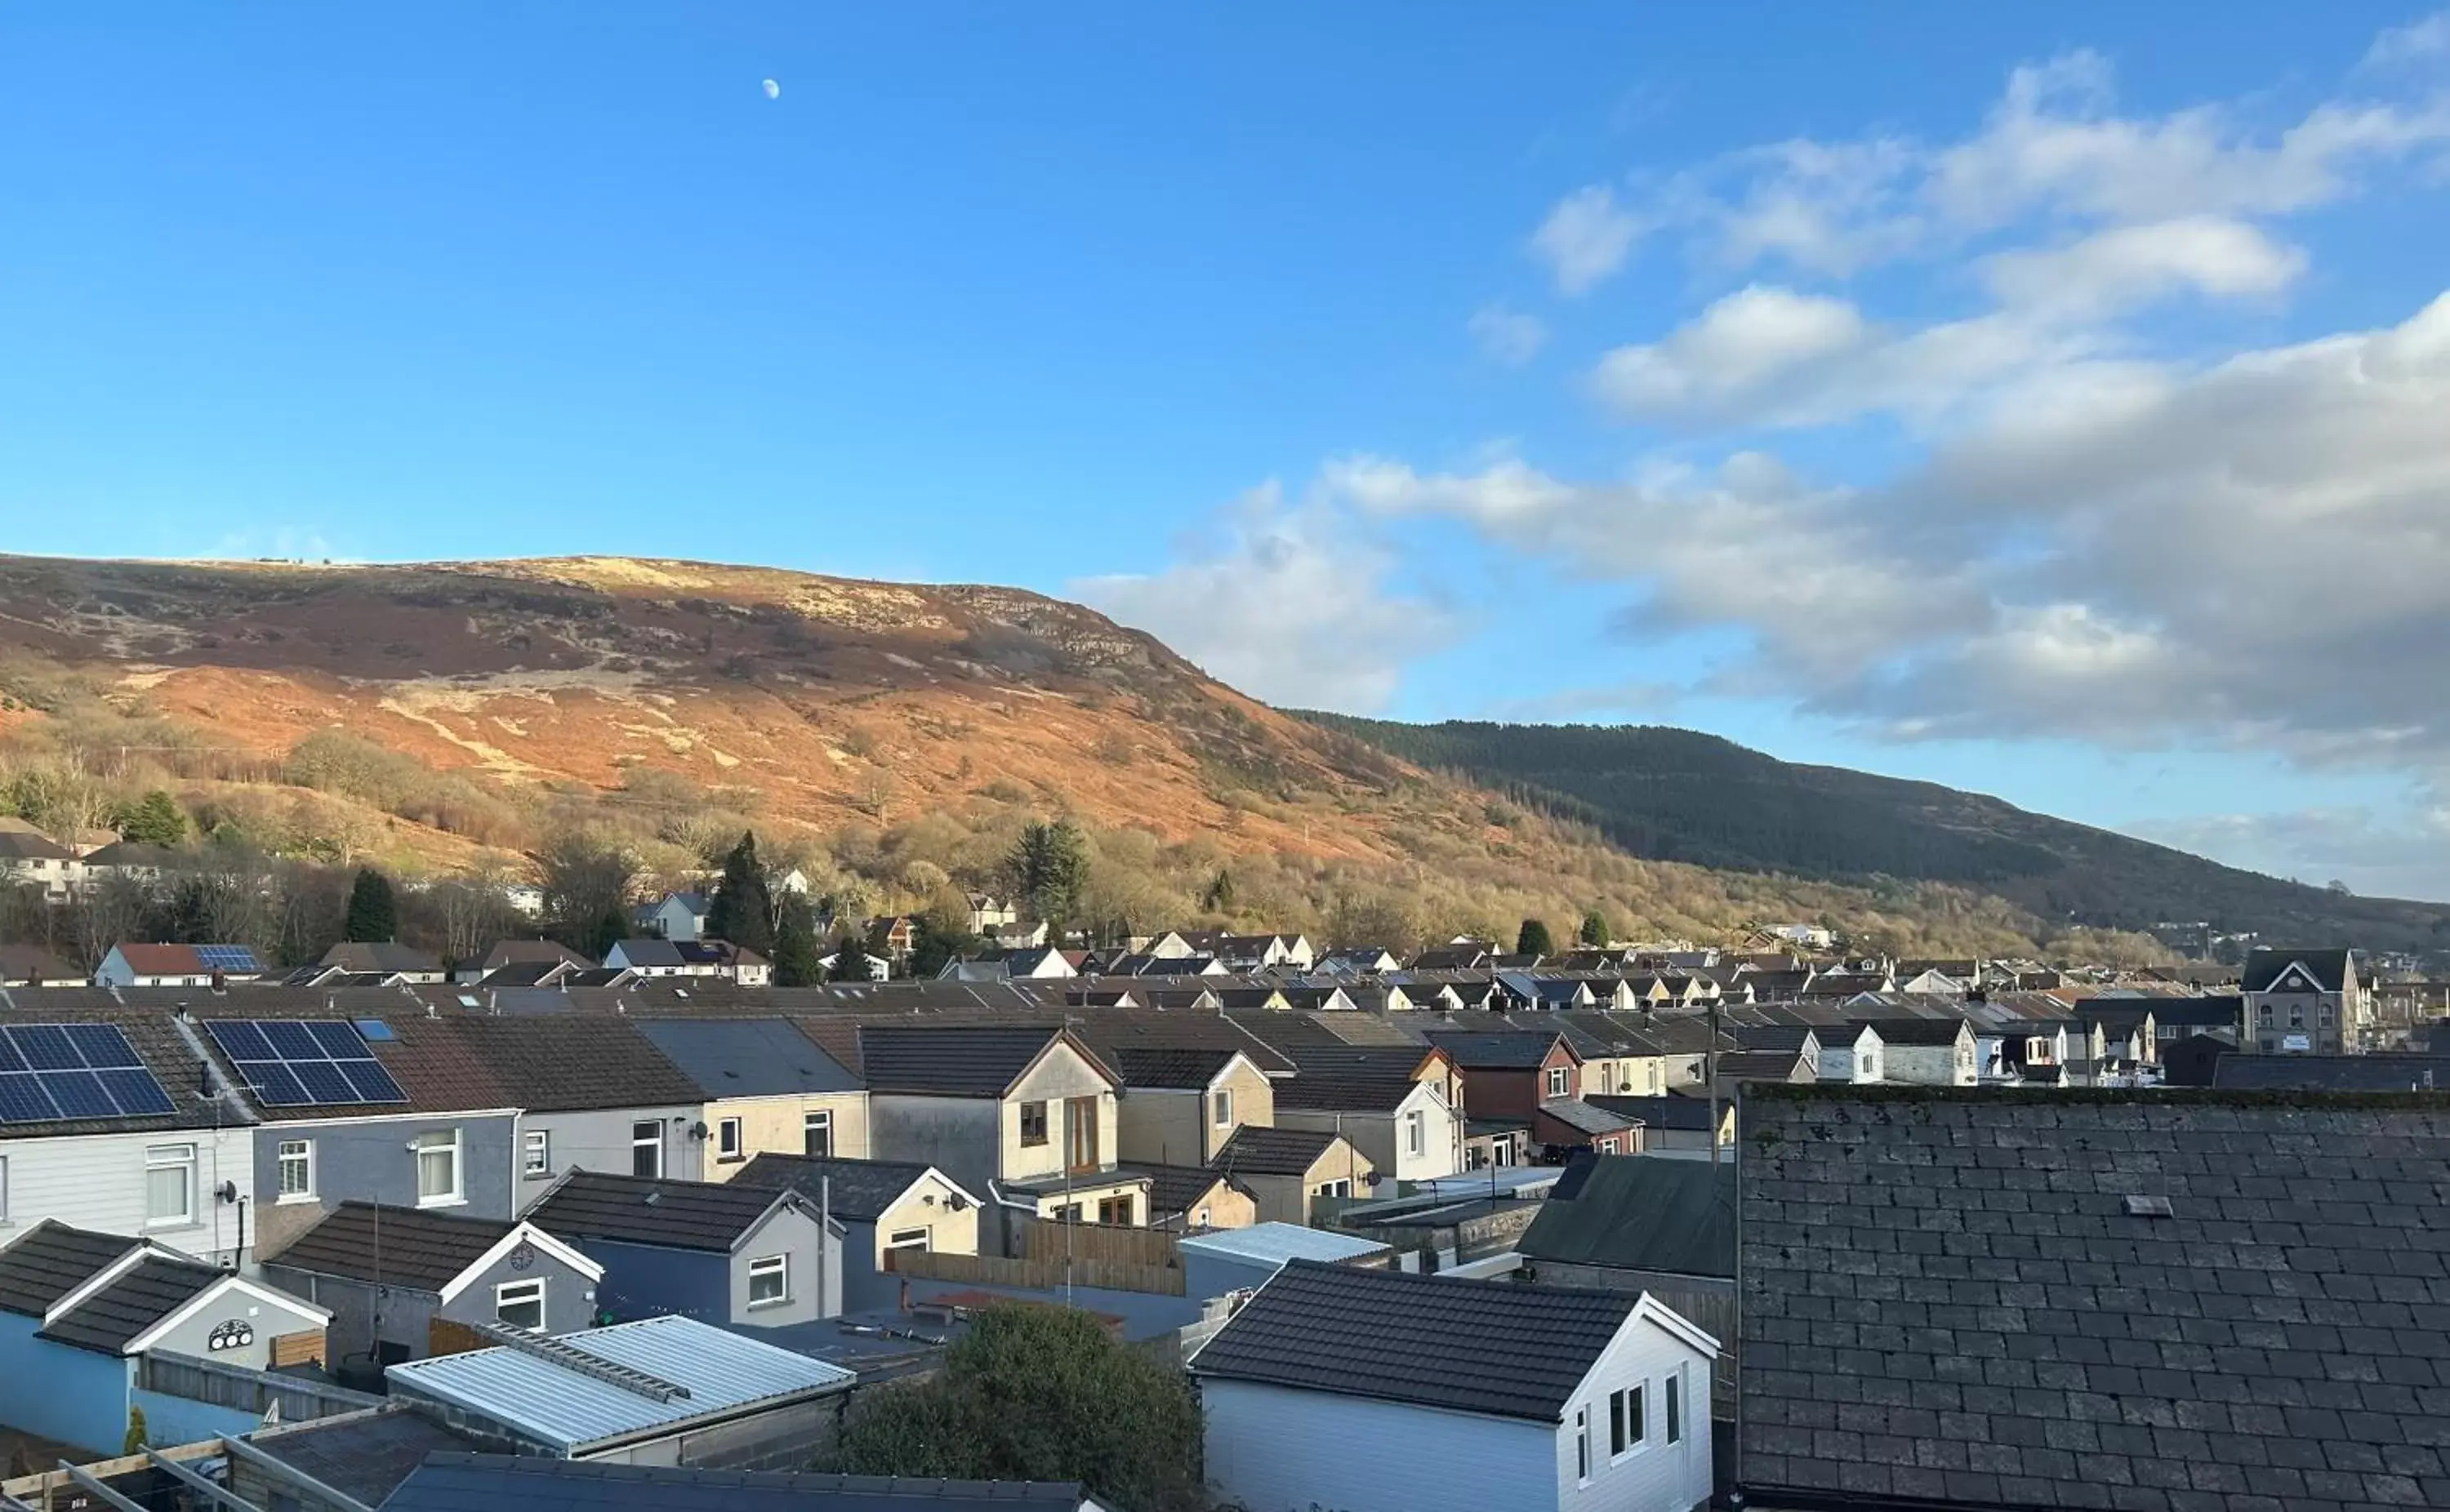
[762,79,781,100]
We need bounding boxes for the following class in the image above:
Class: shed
[731,1154,983,1310]
[1177,1221,1388,1301]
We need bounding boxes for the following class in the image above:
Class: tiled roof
[1521,1151,1734,1277]
[480,939,592,972]
[1272,1074,1420,1113]
[731,1154,947,1224]
[381,1455,1088,1511]
[1125,1163,1241,1221]
[1586,1093,1720,1132]
[246,1411,494,1510]
[2242,946,2354,994]
[0,1221,137,1315]
[1537,1097,1638,1136]
[443,1016,705,1112]
[1419,1031,1566,1070]
[1709,1050,1811,1082]
[528,1171,804,1253]
[1102,1046,1238,1089]
[2139,994,2246,1026]
[0,1007,241,1139]
[1740,1087,2450,1510]
[1852,1016,1970,1047]
[857,1025,1092,1097]
[0,945,80,984]
[1192,1261,1637,1422]
[264,1203,517,1292]
[634,1018,860,1097]
[1210,1124,1347,1178]
[2210,1054,2450,1092]
[319,941,445,976]
[39,1253,226,1354]
[0,831,75,861]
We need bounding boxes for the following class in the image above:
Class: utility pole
[1708,994,1723,1173]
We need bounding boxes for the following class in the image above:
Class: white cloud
[1070,484,1455,712]
[2364,11,2450,69]
[1468,304,1548,366]
[1529,185,1645,295]
[1980,216,2306,318]
[2127,804,2450,901]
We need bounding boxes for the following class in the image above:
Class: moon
[762,79,781,100]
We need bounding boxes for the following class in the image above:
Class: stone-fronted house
[2241,946,2367,1053]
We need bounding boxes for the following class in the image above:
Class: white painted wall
[1201,1379,1558,1512]
[1555,1314,1714,1512]
[0,1127,261,1268]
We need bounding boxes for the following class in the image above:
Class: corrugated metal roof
[1178,1221,1387,1268]
[385,1314,855,1451]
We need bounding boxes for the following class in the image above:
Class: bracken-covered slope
[1298,714,2450,954]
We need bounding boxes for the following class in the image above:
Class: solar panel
[194,945,261,972]
[97,1068,176,1116]
[354,1019,398,1041]
[0,1074,60,1123]
[42,1070,114,1119]
[204,1020,407,1109]
[0,1024,178,1124]
[64,1024,144,1069]
[0,1037,24,1076]
[9,1026,79,1072]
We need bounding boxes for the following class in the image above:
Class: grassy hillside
[1297,714,2450,955]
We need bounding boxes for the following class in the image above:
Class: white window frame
[885,1226,931,1252]
[1610,1382,1646,1459]
[803,1110,832,1158]
[146,1144,197,1228]
[414,1129,464,1207]
[1665,1369,1682,1445]
[493,1278,546,1332]
[277,1139,314,1202]
[0,1154,9,1223]
[523,1128,550,1178]
[1575,1405,1591,1485]
[1317,1177,1351,1198]
[747,1254,790,1308]
[1404,1109,1425,1157]
[1546,1067,1569,1098]
[1211,1087,1232,1127]
[718,1117,744,1161]
[631,1120,663,1178]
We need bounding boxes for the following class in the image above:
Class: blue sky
[7,7,2450,896]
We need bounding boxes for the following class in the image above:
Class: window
[146,1144,196,1227]
[414,1130,462,1206]
[1545,1067,1569,1098]
[748,1255,789,1307]
[494,1279,546,1332]
[1019,1101,1049,1146]
[1211,1088,1232,1127]
[1097,1194,1134,1225]
[803,1110,832,1158]
[631,1120,663,1178]
[1404,1110,1425,1158]
[1317,1178,1351,1198]
[523,1128,550,1178]
[1666,1372,1682,1444]
[277,1139,314,1199]
[1575,1406,1590,1484]
[1610,1384,1645,1456]
[718,1117,743,1161]
[2259,1003,2274,1021]
[886,1226,931,1253]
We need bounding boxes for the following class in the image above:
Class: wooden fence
[885,1247,1184,1296]
[1023,1220,1184,1271]
[137,1350,384,1425]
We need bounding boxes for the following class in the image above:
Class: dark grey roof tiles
[1210,1124,1347,1177]
[1272,1074,1420,1113]
[0,1221,137,1315]
[528,1171,804,1252]
[635,1018,861,1097]
[1192,1260,1637,1421]
[264,1203,517,1292]
[1739,1087,2450,1511]
[38,1253,225,1354]
[732,1154,945,1224]
[1538,1097,1638,1136]
[1419,1031,1565,1070]
[857,1026,1089,1096]
[2210,1053,2450,1092]
[1521,1151,1735,1278]
[1102,1046,1238,1089]
[247,1411,494,1509]
[1129,1163,1238,1221]
[2241,946,2354,993]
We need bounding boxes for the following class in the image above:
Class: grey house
[436,1016,715,1204]
[528,1169,844,1327]
[730,1152,984,1310]
[261,1203,604,1383]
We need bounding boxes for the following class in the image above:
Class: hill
[1296,714,2450,956]
[0,552,2311,963]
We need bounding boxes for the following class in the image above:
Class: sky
[7,7,2450,897]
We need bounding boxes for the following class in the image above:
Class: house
[2209,1052,2450,1091]
[1129,1163,1257,1232]
[1192,1261,1717,1512]
[1583,1096,1732,1154]
[316,941,448,983]
[1000,945,1077,980]
[95,941,266,988]
[1422,1031,1633,1157]
[1209,1125,1376,1224]
[1849,1016,1975,1084]
[730,1153,982,1310]
[385,1314,857,1461]
[475,938,593,976]
[604,937,773,985]
[2240,946,2367,1053]
[1739,1084,2450,1510]
[2158,1031,2231,1086]
[867,914,920,963]
[1273,1070,1462,1182]
[1105,1047,1273,1168]
[2139,993,2243,1043]
[378,1456,1106,1512]
[1178,1221,1391,1301]
[634,1018,870,1177]
[813,943,892,981]
[852,1025,1140,1241]
[526,1170,844,1327]
[0,1220,330,1454]
[260,1203,604,1373]
[966,892,1020,934]
[1705,1049,1817,1085]
[0,943,88,985]
[1317,945,1401,976]
[0,829,82,901]
[78,840,187,887]
[435,1016,714,1203]
[635,891,711,943]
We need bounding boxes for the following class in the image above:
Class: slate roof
[1537,1097,1638,1136]
[0,1221,139,1315]
[1211,1124,1348,1178]
[730,1154,951,1225]
[2145,994,2247,1028]
[1739,1087,2450,1511]
[1102,1046,1239,1090]
[444,1016,706,1112]
[264,1203,517,1292]
[1191,1260,1637,1422]
[482,938,594,971]
[38,1252,227,1354]
[318,941,446,976]
[1521,1150,1735,1278]
[635,1018,861,1098]
[247,1411,496,1510]
[0,945,81,984]
[0,1006,237,1139]
[382,1454,1088,1511]
[2242,946,2355,994]
[857,1026,1104,1097]
[2209,1054,2450,1092]
[1130,1163,1242,1222]
[529,1170,808,1252]
[1853,1016,1970,1047]
[1419,1031,1567,1070]
[0,830,75,861]
[1272,1074,1421,1113]
[1587,1094,1722,1132]
[1710,1050,1813,1083]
